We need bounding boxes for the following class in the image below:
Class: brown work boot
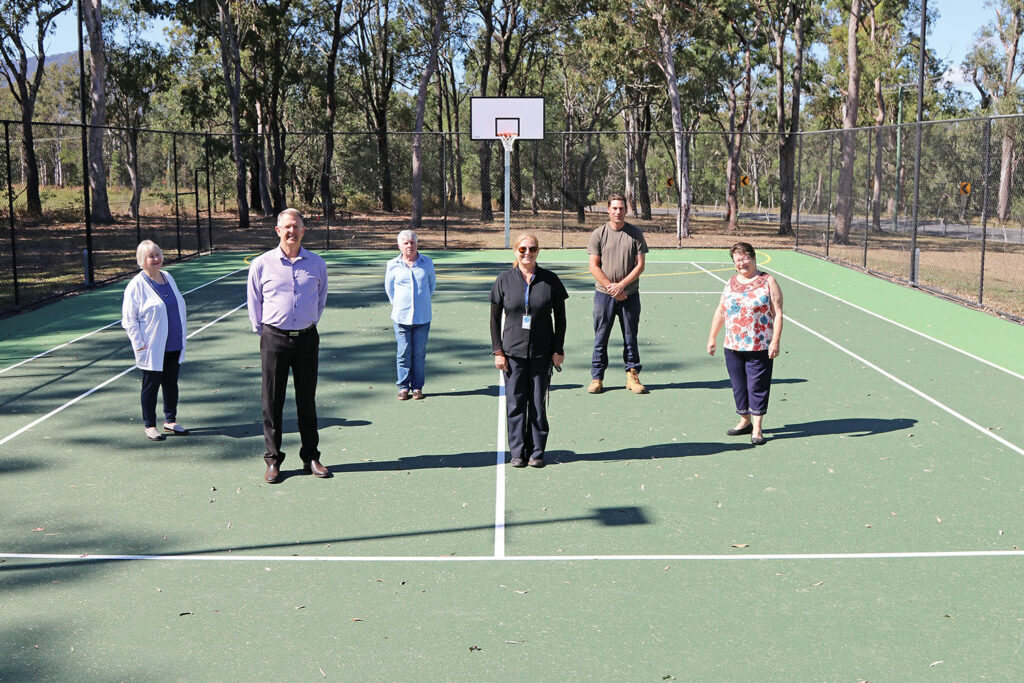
[588,378,604,394]
[626,368,647,394]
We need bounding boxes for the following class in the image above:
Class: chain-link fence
[1,117,1021,321]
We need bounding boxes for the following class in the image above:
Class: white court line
[691,263,1024,458]
[0,267,248,376]
[494,371,508,558]
[761,266,1024,382]
[2,550,1023,563]
[0,301,247,448]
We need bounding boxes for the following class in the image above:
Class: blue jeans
[591,291,641,379]
[394,322,430,390]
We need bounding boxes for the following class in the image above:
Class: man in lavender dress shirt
[247,208,330,483]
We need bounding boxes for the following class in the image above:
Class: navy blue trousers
[724,348,773,415]
[141,350,181,428]
[505,356,551,462]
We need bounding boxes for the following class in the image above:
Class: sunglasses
[517,246,539,254]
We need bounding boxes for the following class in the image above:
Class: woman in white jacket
[121,241,188,441]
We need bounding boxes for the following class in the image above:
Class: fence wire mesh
[0,117,1020,321]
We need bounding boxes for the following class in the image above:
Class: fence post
[863,127,871,268]
[172,132,182,259]
[795,132,803,249]
[4,121,19,307]
[826,132,835,259]
[442,131,448,250]
[194,167,201,255]
[205,133,213,251]
[979,118,992,305]
[910,121,923,286]
[559,132,565,249]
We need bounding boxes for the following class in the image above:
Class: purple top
[247,246,329,333]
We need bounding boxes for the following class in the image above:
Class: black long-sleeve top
[489,265,568,359]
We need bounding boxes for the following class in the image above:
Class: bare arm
[707,295,726,356]
[767,275,783,359]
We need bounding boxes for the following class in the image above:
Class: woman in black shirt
[490,233,568,467]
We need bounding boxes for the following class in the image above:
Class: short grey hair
[136,240,162,269]
[397,229,418,245]
[277,207,305,227]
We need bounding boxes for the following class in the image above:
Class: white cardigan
[121,270,188,371]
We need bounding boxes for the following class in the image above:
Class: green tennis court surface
[2,248,1022,679]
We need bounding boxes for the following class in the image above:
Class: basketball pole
[504,143,511,249]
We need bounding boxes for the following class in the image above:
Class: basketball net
[498,132,518,153]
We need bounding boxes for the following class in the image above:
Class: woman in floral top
[706,242,784,445]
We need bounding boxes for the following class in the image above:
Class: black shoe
[510,456,527,468]
[265,463,281,483]
[726,424,754,436]
[527,457,545,468]
[750,435,767,446]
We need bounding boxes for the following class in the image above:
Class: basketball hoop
[498,132,519,153]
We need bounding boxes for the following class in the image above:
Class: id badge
[521,314,532,330]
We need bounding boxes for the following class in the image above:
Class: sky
[40,0,989,89]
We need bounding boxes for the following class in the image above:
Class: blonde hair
[136,240,162,269]
[513,232,540,265]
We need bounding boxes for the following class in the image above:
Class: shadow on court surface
[0,507,650,562]
[183,416,370,440]
[766,417,917,439]
[639,377,807,392]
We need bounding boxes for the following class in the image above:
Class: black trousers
[260,325,320,466]
[505,355,551,462]
[140,349,181,428]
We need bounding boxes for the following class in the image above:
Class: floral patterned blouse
[721,272,774,352]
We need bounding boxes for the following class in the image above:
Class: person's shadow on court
[640,377,807,392]
[184,416,370,440]
[765,417,917,439]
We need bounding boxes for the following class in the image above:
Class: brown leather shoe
[264,462,281,484]
[304,460,331,478]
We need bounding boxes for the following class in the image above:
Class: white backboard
[470,97,545,140]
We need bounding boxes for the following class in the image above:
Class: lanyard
[523,273,533,316]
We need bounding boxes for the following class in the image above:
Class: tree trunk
[410,0,444,229]
[833,0,862,245]
[653,3,690,239]
[20,115,42,217]
[126,128,141,219]
[215,0,249,228]
[83,0,114,223]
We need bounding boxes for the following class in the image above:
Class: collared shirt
[489,265,568,359]
[247,246,328,333]
[385,253,436,325]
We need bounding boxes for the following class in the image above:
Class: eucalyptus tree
[832,0,863,245]
[104,1,176,219]
[964,0,1024,223]
[752,0,815,236]
[83,0,115,222]
[409,0,446,229]
[0,0,72,217]
[347,0,415,213]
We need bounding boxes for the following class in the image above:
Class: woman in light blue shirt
[385,230,436,400]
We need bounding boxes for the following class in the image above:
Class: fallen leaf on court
[732,544,749,548]
[929,661,944,668]
[319,668,326,677]
[350,618,363,622]
[294,605,305,610]
[514,590,528,594]
[211,487,217,492]
[865,524,872,528]
[664,566,671,571]
[505,640,525,644]
[811,581,824,587]
[179,612,192,617]
[469,645,481,652]
[943,614,953,620]
[31,527,45,532]
[935,517,941,523]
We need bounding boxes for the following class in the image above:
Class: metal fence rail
[1,117,1021,321]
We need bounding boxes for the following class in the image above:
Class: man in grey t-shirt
[586,193,649,394]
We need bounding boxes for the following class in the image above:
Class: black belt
[264,323,316,337]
